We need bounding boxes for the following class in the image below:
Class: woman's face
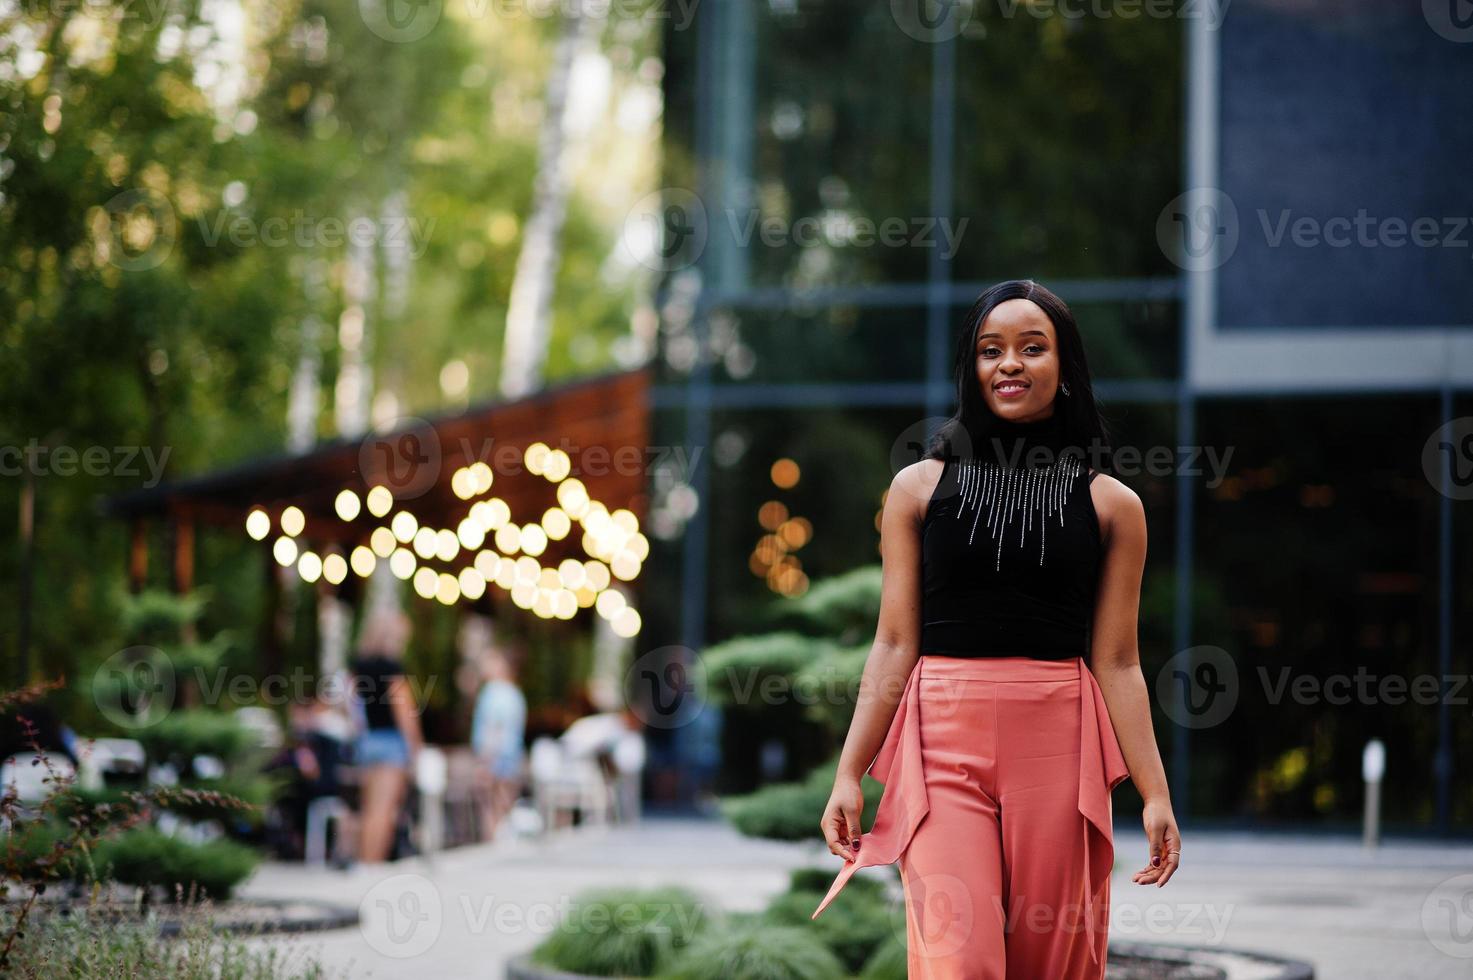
[973,298,1063,422]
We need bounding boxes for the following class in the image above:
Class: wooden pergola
[104,367,654,669]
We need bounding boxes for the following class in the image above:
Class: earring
[1060,382,1071,396]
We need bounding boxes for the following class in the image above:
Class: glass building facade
[644,0,1472,832]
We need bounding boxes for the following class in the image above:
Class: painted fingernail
[1151,855,1160,867]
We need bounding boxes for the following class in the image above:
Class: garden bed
[3,888,358,938]
[508,940,1315,980]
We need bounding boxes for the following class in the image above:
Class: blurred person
[470,643,526,842]
[813,280,1181,978]
[264,694,351,862]
[349,606,424,864]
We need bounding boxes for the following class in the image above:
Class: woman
[470,643,527,842]
[812,280,1181,978]
[349,606,424,864]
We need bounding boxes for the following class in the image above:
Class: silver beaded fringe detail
[952,454,1082,570]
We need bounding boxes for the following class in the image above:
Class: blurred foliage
[89,826,259,900]
[720,758,881,843]
[763,879,895,975]
[0,0,660,737]
[760,565,882,644]
[659,921,846,980]
[702,631,832,707]
[529,885,712,978]
[5,816,259,901]
[3,897,339,979]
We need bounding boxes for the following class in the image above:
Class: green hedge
[530,886,711,977]
[720,759,882,842]
[91,827,259,900]
[4,822,258,900]
[131,710,256,768]
[660,922,846,980]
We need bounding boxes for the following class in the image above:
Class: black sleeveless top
[920,411,1103,660]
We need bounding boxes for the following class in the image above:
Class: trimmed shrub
[659,922,845,980]
[132,710,256,770]
[530,885,711,977]
[91,827,259,900]
[720,760,881,842]
[859,934,908,980]
[764,871,898,975]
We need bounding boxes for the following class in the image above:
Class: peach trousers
[812,654,1130,979]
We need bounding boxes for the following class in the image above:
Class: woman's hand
[1132,795,1181,887]
[820,776,865,862]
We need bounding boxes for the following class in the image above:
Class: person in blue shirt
[470,643,527,843]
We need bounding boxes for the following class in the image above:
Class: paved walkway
[239,815,1473,979]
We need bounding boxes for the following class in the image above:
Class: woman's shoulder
[1086,470,1145,543]
[893,456,947,521]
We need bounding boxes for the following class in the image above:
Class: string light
[334,490,361,521]
[245,509,270,541]
[281,506,306,537]
[242,442,645,630]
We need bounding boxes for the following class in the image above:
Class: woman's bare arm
[1088,472,1180,887]
[388,674,425,758]
[820,459,933,861]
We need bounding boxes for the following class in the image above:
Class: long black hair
[926,279,1112,465]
